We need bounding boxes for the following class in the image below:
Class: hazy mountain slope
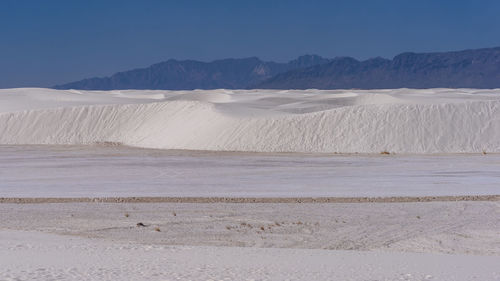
[54,55,330,90]
[54,47,500,90]
[258,47,500,89]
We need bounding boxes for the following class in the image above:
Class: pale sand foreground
[1,201,499,280]
[2,230,499,281]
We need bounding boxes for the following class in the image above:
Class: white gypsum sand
[1,230,499,281]
[1,145,500,198]
[0,88,499,153]
[1,88,499,280]
[2,202,499,254]
[0,202,499,281]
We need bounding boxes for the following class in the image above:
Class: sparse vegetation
[124,213,129,218]
[240,222,253,228]
[154,227,161,232]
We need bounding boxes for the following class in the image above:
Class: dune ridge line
[1,88,500,153]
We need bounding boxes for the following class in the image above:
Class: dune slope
[0,88,499,153]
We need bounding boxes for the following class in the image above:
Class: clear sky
[1,0,499,88]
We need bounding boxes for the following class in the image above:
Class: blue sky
[1,0,499,88]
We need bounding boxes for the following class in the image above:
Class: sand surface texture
[2,145,500,198]
[1,88,500,280]
[1,88,500,153]
[1,229,498,281]
[1,202,499,280]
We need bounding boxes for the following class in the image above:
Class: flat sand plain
[3,145,500,198]
[1,200,499,280]
[1,195,498,203]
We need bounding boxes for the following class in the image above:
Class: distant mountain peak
[55,47,500,90]
[258,46,500,89]
[288,54,331,68]
[54,55,328,90]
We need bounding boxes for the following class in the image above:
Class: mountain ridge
[54,55,331,90]
[55,47,500,90]
[258,47,500,89]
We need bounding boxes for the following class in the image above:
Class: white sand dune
[2,88,499,281]
[1,88,499,153]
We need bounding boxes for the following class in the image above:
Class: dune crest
[0,88,499,153]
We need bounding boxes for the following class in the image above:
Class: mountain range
[54,47,500,90]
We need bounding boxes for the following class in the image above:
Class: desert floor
[1,200,499,280]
